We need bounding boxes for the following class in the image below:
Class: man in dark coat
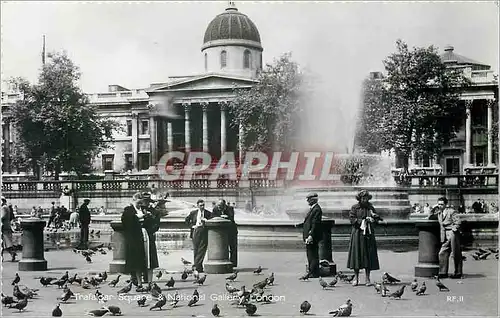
[212,199,238,267]
[185,199,212,272]
[122,194,147,286]
[78,199,91,249]
[297,192,323,278]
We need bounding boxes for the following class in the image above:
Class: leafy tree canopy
[228,52,313,155]
[6,51,119,179]
[355,40,470,168]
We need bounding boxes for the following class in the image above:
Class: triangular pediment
[147,73,258,92]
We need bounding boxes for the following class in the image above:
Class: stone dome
[202,2,262,51]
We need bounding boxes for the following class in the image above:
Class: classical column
[201,101,209,153]
[131,113,139,171]
[167,122,173,152]
[219,101,227,155]
[149,115,157,166]
[465,100,473,166]
[183,102,191,153]
[487,99,495,166]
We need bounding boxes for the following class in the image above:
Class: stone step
[289,192,410,200]
[286,207,412,220]
[282,200,411,207]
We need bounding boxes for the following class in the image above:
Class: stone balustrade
[393,173,498,188]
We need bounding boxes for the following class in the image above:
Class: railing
[394,174,498,188]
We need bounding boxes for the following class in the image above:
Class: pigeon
[245,303,257,316]
[471,254,480,260]
[156,271,163,280]
[226,271,238,282]
[12,273,20,286]
[267,272,275,285]
[95,290,106,303]
[478,248,488,254]
[479,252,491,260]
[87,308,109,317]
[106,305,121,315]
[108,275,121,287]
[10,298,28,311]
[150,283,162,298]
[435,277,450,291]
[319,277,328,289]
[389,285,405,299]
[40,277,56,287]
[2,293,16,307]
[52,304,62,317]
[329,276,338,287]
[194,274,207,285]
[86,255,92,263]
[253,266,263,274]
[300,300,311,314]
[60,271,69,282]
[188,289,200,307]
[416,282,426,295]
[410,279,418,292]
[226,283,240,294]
[382,272,400,284]
[137,296,147,307]
[165,276,175,288]
[181,257,192,265]
[150,294,166,311]
[253,279,268,289]
[58,290,72,302]
[13,286,27,300]
[100,271,108,281]
[374,282,382,294]
[211,303,221,316]
[181,271,188,281]
[343,275,355,283]
[117,282,132,294]
[488,247,498,254]
[329,299,353,317]
[170,291,180,308]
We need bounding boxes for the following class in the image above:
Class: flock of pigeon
[2,245,498,317]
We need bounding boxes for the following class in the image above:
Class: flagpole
[42,35,46,65]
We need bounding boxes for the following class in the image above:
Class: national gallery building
[1,3,498,177]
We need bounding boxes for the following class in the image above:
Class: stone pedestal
[318,218,337,276]
[414,220,440,277]
[109,221,126,274]
[19,218,47,271]
[204,217,234,274]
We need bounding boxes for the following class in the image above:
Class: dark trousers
[228,226,238,267]
[192,227,208,272]
[80,224,89,247]
[439,230,463,276]
[306,242,320,276]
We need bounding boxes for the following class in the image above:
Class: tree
[228,53,311,155]
[7,51,119,179]
[355,40,470,169]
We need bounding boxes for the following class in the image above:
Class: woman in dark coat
[142,193,161,283]
[347,189,382,286]
[121,193,147,286]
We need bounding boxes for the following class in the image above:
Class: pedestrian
[472,198,483,213]
[347,189,381,286]
[141,192,161,283]
[1,196,17,262]
[69,210,79,228]
[185,199,212,272]
[429,196,463,279]
[296,192,322,278]
[47,202,57,227]
[122,192,148,287]
[77,199,91,249]
[212,199,238,267]
[423,203,431,214]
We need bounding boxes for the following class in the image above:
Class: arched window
[220,50,227,68]
[243,50,251,69]
[204,53,208,71]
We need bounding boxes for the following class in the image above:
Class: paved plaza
[1,247,498,317]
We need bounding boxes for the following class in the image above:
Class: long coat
[142,206,161,269]
[121,205,147,274]
[212,206,237,235]
[346,202,380,271]
[302,204,323,243]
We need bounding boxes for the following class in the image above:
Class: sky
[1,1,498,152]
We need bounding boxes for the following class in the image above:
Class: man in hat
[297,192,323,278]
[77,198,91,249]
[212,199,238,267]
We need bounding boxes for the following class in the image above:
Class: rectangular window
[141,120,149,135]
[124,154,133,171]
[138,153,150,171]
[102,154,114,171]
[126,120,132,136]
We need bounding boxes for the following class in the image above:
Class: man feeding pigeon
[428,196,463,279]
